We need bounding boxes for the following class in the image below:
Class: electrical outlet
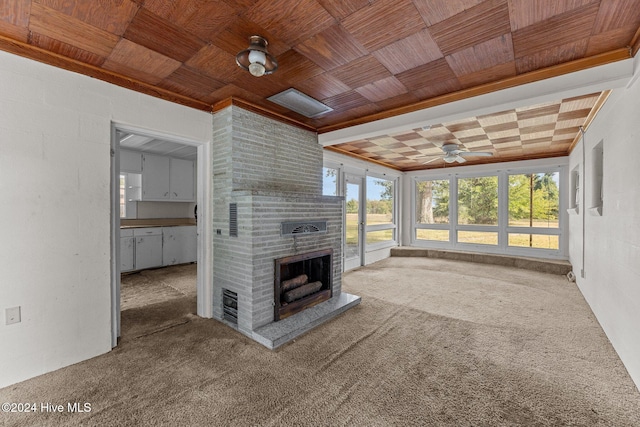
[6,306,21,325]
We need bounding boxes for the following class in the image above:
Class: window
[415,179,449,242]
[366,175,396,246]
[345,180,360,259]
[412,166,564,257]
[416,179,449,224]
[508,173,559,228]
[457,176,498,226]
[120,173,141,219]
[507,172,560,250]
[457,175,498,246]
[119,174,126,218]
[322,166,338,196]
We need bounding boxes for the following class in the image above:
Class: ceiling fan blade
[455,155,466,163]
[458,151,493,157]
[422,157,443,164]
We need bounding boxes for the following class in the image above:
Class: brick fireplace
[212,105,360,349]
[274,248,333,321]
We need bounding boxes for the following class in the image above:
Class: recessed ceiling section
[326,92,606,171]
[118,131,197,160]
[268,88,333,118]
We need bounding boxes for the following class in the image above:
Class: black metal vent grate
[222,289,238,324]
[229,203,238,237]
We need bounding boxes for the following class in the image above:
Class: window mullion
[450,174,458,247]
[498,170,508,252]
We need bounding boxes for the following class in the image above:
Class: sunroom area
[322,156,570,271]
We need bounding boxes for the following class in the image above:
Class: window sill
[588,206,603,216]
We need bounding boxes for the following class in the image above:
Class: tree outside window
[416,179,449,224]
[322,167,338,196]
[508,173,559,228]
[457,176,498,226]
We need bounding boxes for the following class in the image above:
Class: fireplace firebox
[274,248,333,321]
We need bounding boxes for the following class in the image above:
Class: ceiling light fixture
[236,35,278,77]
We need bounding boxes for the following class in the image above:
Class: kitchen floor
[121,263,196,311]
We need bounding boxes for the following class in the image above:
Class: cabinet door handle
[164,192,169,197]
[173,192,178,197]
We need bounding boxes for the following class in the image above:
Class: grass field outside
[346,213,394,246]
[347,215,559,251]
[416,226,559,249]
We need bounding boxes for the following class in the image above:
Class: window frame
[412,164,566,259]
[119,173,127,218]
[365,172,398,251]
[322,165,340,197]
[455,173,500,249]
[413,174,452,249]
[505,169,562,253]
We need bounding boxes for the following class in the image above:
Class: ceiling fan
[424,143,494,164]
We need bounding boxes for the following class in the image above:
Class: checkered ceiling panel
[329,92,602,171]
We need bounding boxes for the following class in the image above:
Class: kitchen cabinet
[141,154,195,202]
[162,226,197,265]
[169,158,196,201]
[120,150,142,173]
[141,154,171,200]
[120,229,135,272]
[120,225,196,273]
[134,227,163,270]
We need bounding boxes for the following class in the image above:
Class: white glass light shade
[248,50,266,66]
[249,62,266,77]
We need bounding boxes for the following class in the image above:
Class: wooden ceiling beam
[323,145,403,171]
[631,25,640,56]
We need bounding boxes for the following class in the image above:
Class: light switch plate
[6,306,21,325]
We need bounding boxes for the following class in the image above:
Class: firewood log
[283,281,322,303]
[281,274,308,292]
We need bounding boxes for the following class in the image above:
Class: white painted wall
[568,55,640,391]
[0,51,212,388]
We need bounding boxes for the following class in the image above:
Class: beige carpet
[121,264,197,311]
[1,257,639,426]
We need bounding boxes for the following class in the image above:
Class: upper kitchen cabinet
[142,153,171,200]
[141,153,195,202]
[120,150,142,173]
[169,158,196,201]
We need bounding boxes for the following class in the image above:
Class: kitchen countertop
[120,218,196,229]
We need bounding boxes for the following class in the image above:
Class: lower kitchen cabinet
[120,225,196,272]
[134,227,163,270]
[120,229,135,272]
[162,226,197,265]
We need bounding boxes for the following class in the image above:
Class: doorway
[344,174,365,271]
[110,123,213,347]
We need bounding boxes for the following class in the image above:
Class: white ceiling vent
[268,88,333,118]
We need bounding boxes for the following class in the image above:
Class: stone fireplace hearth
[212,105,360,349]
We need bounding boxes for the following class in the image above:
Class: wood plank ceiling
[1,0,639,170]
